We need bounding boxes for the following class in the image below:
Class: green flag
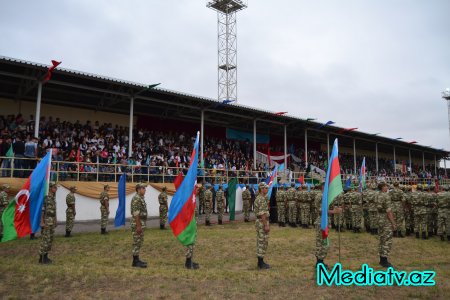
[1,200,17,242]
[6,144,13,157]
[228,178,237,221]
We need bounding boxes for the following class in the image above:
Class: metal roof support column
[201,110,204,167]
[393,146,396,174]
[375,143,379,174]
[353,138,357,175]
[34,81,42,138]
[304,129,308,168]
[284,125,287,169]
[128,96,134,157]
[253,119,256,170]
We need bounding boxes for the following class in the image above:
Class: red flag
[174,172,184,190]
[76,148,81,162]
[44,60,61,82]
[298,174,305,185]
[274,112,288,115]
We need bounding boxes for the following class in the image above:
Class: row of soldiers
[274,182,450,241]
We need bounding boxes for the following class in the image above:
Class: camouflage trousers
[414,212,427,234]
[378,221,393,258]
[243,201,250,221]
[437,209,449,236]
[315,219,329,260]
[351,206,363,230]
[199,198,205,214]
[405,209,414,231]
[392,202,405,233]
[205,202,211,223]
[277,202,286,223]
[100,208,109,229]
[185,244,195,259]
[132,227,144,256]
[65,208,75,232]
[300,204,310,225]
[363,209,370,230]
[296,203,301,223]
[310,206,317,226]
[428,208,437,233]
[288,202,297,224]
[159,205,168,225]
[39,225,55,255]
[217,202,224,222]
[333,212,345,229]
[344,208,352,227]
[255,219,269,258]
[369,211,378,230]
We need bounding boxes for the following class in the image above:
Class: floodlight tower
[443,88,450,140]
[207,0,247,103]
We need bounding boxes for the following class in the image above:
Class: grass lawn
[0,222,449,299]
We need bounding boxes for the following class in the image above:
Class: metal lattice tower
[443,88,450,142]
[207,0,247,103]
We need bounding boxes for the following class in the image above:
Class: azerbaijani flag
[266,163,284,199]
[1,151,52,242]
[168,132,199,246]
[320,139,343,240]
[359,157,366,193]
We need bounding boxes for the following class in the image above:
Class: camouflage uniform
[368,188,379,234]
[314,190,329,260]
[158,190,168,227]
[299,188,311,227]
[404,187,414,235]
[286,186,297,225]
[199,186,205,214]
[99,190,110,230]
[343,191,353,229]
[333,193,345,230]
[376,191,393,259]
[362,189,370,232]
[350,190,363,232]
[436,189,450,240]
[216,188,225,224]
[412,188,427,238]
[389,186,405,236]
[242,188,251,222]
[276,187,286,225]
[204,188,213,225]
[427,191,438,236]
[295,188,302,224]
[65,191,76,233]
[0,187,10,237]
[39,192,57,256]
[254,191,270,258]
[131,192,147,256]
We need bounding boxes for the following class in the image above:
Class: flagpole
[338,214,341,263]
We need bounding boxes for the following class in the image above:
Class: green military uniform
[131,183,148,268]
[254,182,270,269]
[0,185,10,239]
[276,186,286,226]
[216,187,225,224]
[198,186,205,214]
[362,189,370,232]
[403,186,414,235]
[412,186,427,239]
[389,184,405,237]
[427,190,438,237]
[350,189,363,232]
[343,191,353,229]
[295,187,302,224]
[368,187,379,234]
[299,187,311,228]
[377,187,394,267]
[242,187,251,222]
[204,187,213,226]
[65,187,76,237]
[39,182,57,264]
[286,185,297,227]
[99,188,110,233]
[333,193,345,231]
[158,188,168,229]
[436,187,450,241]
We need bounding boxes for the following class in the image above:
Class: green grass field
[0,222,449,299]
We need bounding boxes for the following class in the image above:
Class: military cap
[378,182,387,190]
[136,183,147,189]
[1,184,10,190]
[69,186,77,191]
[104,184,110,189]
[291,182,296,187]
[258,182,268,189]
[162,186,167,191]
[393,182,399,187]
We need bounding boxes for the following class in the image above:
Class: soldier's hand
[335,207,343,214]
[264,224,270,233]
[136,226,143,235]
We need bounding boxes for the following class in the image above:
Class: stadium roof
[0,55,447,160]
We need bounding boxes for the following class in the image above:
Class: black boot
[30,233,36,240]
[132,256,147,268]
[428,231,433,238]
[316,258,329,270]
[447,235,450,241]
[422,232,427,240]
[38,255,43,264]
[43,253,53,264]
[398,231,404,238]
[292,223,297,228]
[379,256,393,268]
[185,257,199,269]
[415,232,420,239]
[65,231,71,238]
[245,219,249,223]
[406,229,410,236]
[257,257,270,269]
[218,220,222,225]
[160,224,165,230]
[101,228,108,235]
[281,222,286,227]
[393,231,398,237]
[441,235,445,241]
[278,222,282,227]
[205,220,211,226]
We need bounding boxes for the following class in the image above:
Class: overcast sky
[1,0,449,151]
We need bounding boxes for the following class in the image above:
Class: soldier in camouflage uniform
[0,184,11,240]
[131,183,148,268]
[314,182,342,268]
[65,186,77,237]
[350,187,363,233]
[204,184,213,226]
[404,185,414,236]
[389,182,405,238]
[286,183,297,227]
[299,185,311,228]
[158,186,168,229]
[198,185,205,214]
[427,187,438,237]
[254,182,270,269]
[216,185,225,224]
[295,186,302,225]
[437,185,450,241]
[39,182,58,264]
[276,185,286,227]
[412,185,427,239]
[333,193,345,231]
[376,182,397,268]
[368,184,379,235]
[99,185,110,234]
[362,188,371,232]
[343,189,353,230]
[242,185,251,222]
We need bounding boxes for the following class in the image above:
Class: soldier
[254,182,270,269]
[131,183,148,268]
[428,186,438,237]
[0,184,11,240]
[204,184,213,226]
[412,184,427,239]
[299,185,311,228]
[315,182,342,268]
[404,185,414,236]
[216,185,225,224]
[350,187,363,233]
[437,185,450,241]
[295,186,302,225]
[390,182,405,238]
[198,185,205,214]
[186,187,200,270]
[376,182,397,268]
[65,186,77,237]
[276,184,286,227]
[158,186,168,229]
[333,193,345,231]
[242,184,251,222]
[343,189,353,230]
[39,182,58,264]
[286,183,297,227]
[99,184,110,234]
[368,184,379,235]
